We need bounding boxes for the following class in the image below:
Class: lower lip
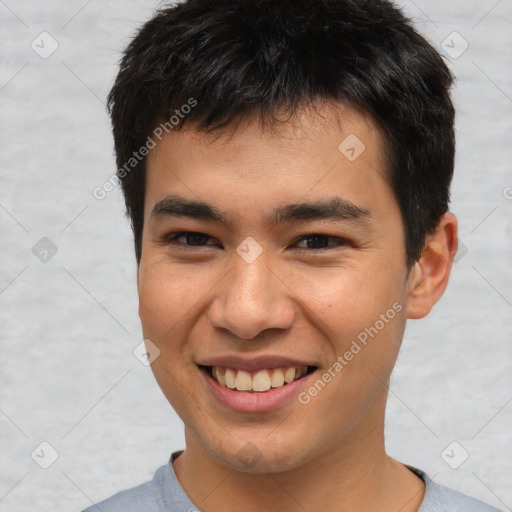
[200,367,313,413]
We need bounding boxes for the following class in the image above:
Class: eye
[164,231,218,247]
[292,234,349,250]
[162,231,349,251]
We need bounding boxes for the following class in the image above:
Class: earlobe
[405,212,459,319]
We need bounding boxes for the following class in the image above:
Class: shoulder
[411,467,503,512]
[81,461,192,512]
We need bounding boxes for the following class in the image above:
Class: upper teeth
[212,366,308,392]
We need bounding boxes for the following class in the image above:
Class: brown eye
[293,234,349,250]
[165,231,216,247]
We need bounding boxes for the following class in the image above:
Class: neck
[173,396,424,512]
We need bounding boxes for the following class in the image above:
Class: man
[84,0,501,510]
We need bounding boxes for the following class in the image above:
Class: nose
[207,256,295,341]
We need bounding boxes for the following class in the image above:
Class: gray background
[0,1,511,510]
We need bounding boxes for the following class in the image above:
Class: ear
[405,212,459,319]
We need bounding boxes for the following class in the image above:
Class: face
[138,103,414,473]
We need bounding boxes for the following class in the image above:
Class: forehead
[144,102,394,227]
[149,102,386,165]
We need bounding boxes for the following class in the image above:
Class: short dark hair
[107,0,455,268]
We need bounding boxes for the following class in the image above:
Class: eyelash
[163,231,349,251]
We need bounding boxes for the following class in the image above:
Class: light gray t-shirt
[82,451,502,512]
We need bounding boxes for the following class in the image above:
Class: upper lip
[197,355,317,371]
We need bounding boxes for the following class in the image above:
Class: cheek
[291,262,399,328]
[138,261,209,337]
[137,263,207,412]
[293,263,407,375]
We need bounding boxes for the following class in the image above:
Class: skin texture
[138,103,458,512]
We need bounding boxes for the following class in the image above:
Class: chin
[206,431,313,475]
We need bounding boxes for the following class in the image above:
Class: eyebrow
[150,194,371,227]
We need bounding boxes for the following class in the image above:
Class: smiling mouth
[200,365,317,393]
